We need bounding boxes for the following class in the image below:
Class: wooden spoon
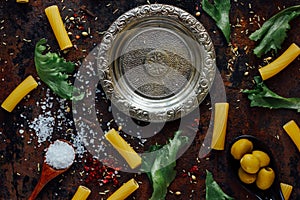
[227,135,284,200]
[28,140,74,200]
[28,161,69,200]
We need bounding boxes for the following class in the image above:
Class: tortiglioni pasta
[280,183,293,200]
[1,75,38,112]
[107,178,139,200]
[105,128,142,169]
[16,0,29,3]
[45,5,72,50]
[211,103,229,150]
[259,43,300,80]
[283,120,300,152]
[71,185,91,200]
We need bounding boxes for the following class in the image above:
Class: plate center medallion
[144,49,170,77]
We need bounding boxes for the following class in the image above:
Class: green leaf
[202,0,231,43]
[34,38,83,100]
[206,170,234,200]
[249,5,300,57]
[141,131,189,200]
[243,76,300,112]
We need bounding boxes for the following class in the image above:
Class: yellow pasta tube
[45,5,72,50]
[105,128,141,169]
[71,185,91,200]
[1,75,38,112]
[16,0,29,3]
[280,183,293,200]
[211,103,229,150]
[283,120,300,152]
[107,178,139,200]
[259,43,300,80]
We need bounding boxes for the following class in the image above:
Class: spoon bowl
[227,135,284,200]
[28,139,74,200]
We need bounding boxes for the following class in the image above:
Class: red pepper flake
[181,173,188,177]
[113,179,119,185]
[75,35,81,40]
[83,157,120,186]
[102,179,109,184]
[78,25,85,30]
[189,165,199,174]
[81,15,87,20]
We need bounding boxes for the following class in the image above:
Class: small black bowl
[227,135,284,200]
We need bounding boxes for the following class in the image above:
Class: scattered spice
[83,157,120,186]
[45,140,75,169]
[81,31,88,36]
[190,165,200,174]
[80,5,96,17]
[191,175,197,181]
[182,165,201,183]
[64,6,94,42]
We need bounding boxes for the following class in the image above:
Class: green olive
[252,150,270,167]
[238,167,257,184]
[231,139,253,160]
[256,167,275,190]
[240,154,260,174]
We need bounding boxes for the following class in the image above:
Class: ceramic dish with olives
[227,135,284,200]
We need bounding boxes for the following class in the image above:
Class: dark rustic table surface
[0,0,300,199]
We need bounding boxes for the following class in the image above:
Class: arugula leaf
[202,0,231,43]
[206,170,234,200]
[243,76,300,112]
[34,38,83,100]
[141,131,188,200]
[249,5,300,57]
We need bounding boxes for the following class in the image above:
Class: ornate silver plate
[97,4,216,122]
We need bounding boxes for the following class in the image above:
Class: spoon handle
[28,162,66,200]
[28,178,47,200]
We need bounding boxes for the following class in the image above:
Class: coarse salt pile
[45,140,75,169]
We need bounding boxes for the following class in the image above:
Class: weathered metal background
[0,0,299,199]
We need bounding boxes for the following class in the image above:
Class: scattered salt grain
[45,140,75,169]
[73,134,86,156]
[29,111,54,143]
